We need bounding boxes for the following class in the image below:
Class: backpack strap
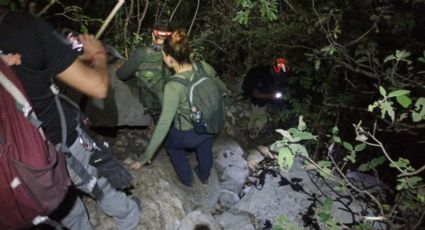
[169,74,190,86]
[193,61,206,76]
[168,74,192,130]
[49,83,104,199]
[0,69,43,130]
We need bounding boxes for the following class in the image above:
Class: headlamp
[274,92,282,99]
[153,30,173,37]
[274,58,287,74]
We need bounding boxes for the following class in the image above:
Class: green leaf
[272,226,284,230]
[331,127,339,135]
[407,176,423,186]
[383,55,396,63]
[388,90,410,98]
[380,101,395,121]
[318,160,332,168]
[395,50,411,59]
[333,136,341,143]
[289,144,309,157]
[292,131,316,141]
[358,156,386,171]
[412,97,425,122]
[318,212,331,222]
[322,198,333,211]
[379,86,387,97]
[278,147,294,171]
[390,157,411,170]
[354,143,366,152]
[276,129,292,140]
[344,152,356,163]
[298,116,307,131]
[396,95,412,108]
[342,141,353,151]
[314,59,321,70]
[317,160,333,178]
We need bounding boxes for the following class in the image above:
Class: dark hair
[163,29,191,65]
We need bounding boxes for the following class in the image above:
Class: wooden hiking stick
[96,0,125,38]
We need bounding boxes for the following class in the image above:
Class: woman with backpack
[130,30,226,187]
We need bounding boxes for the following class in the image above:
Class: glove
[89,142,133,190]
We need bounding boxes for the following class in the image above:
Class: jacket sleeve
[139,81,185,163]
[116,48,145,80]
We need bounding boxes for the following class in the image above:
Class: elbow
[92,79,109,99]
[96,87,108,99]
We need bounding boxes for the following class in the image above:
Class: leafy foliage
[9,0,425,228]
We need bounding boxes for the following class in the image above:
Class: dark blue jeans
[165,126,214,186]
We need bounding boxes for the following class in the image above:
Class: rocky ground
[34,94,388,230]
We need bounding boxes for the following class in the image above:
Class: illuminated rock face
[85,131,387,230]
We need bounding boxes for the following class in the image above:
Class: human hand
[130,162,143,170]
[1,53,21,66]
[130,154,152,169]
[78,33,107,62]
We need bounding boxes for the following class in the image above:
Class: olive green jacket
[139,61,227,164]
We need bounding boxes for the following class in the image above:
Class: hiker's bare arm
[57,34,109,99]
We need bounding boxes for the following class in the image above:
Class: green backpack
[170,61,225,134]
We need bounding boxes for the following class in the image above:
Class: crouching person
[0,8,141,230]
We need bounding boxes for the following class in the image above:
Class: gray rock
[246,149,264,171]
[218,190,240,209]
[178,209,221,230]
[228,157,388,229]
[215,211,256,230]
[213,134,249,193]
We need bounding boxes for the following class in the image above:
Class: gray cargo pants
[60,131,140,230]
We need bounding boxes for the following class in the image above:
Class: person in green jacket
[130,29,225,187]
[116,20,173,119]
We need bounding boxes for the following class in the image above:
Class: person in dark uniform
[242,57,289,138]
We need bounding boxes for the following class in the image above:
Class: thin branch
[412,207,425,230]
[345,22,377,47]
[399,164,425,177]
[169,0,181,22]
[283,0,297,13]
[357,129,405,174]
[36,0,56,18]
[136,0,149,34]
[328,154,385,217]
[157,0,168,21]
[122,0,134,56]
[187,0,200,36]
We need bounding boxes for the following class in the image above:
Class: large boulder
[227,157,388,229]
[213,134,250,193]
